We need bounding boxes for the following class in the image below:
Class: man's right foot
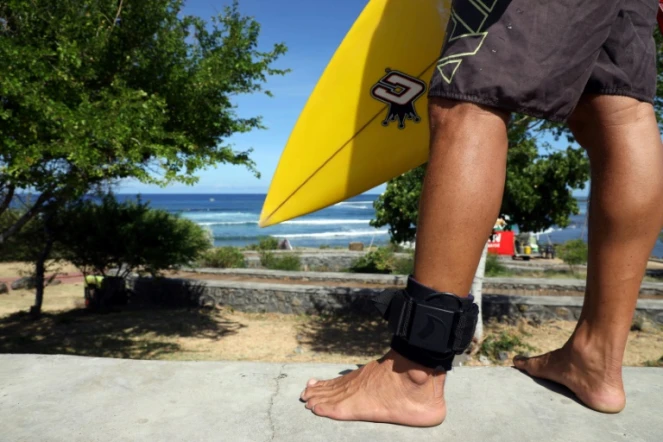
[513,334,626,413]
[300,349,447,426]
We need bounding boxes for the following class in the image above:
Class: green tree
[0,0,288,244]
[556,239,588,274]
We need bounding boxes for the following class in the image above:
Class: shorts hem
[427,91,569,123]
[584,88,654,104]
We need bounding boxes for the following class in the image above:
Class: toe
[512,354,530,370]
[311,402,334,418]
[307,378,319,387]
[301,386,319,401]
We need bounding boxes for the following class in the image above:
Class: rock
[348,242,364,251]
[555,307,572,320]
[453,354,470,367]
[0,282,8,294]
[294,346,304,354]
[497,351,509,362]
[11,276,36,291]
[655,312,663,325]
[479,355,490,365]
[632,317,657,333]
[48,279,62,286]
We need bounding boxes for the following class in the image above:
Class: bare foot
[300,349,447,426]
[513,340,626,413]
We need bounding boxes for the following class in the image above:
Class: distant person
[300,0,662,426]
[278,239,292,250]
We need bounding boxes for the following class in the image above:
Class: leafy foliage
[259,251,301,271]
[247,236,280,251]
[349,247,398,274]
[485,254,511,277]
[370,167,426,246]
[479,331,536,362]
[51,193,211,277]
[0,0,288,244]
[200,247,246,269]
[556,239,588,272]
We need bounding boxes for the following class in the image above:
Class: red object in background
[658,1,663,34]
[487,230,515,256]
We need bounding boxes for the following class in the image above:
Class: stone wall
[183,268,663,297]
[130,277,663,325]
[240,251,411,272]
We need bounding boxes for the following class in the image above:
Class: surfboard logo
[370,69,426,129]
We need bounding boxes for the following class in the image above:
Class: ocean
[115,193,663,257]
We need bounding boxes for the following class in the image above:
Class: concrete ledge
[1,354,660,441]
[131,277,663,324]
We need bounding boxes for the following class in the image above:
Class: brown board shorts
[428,0,659,122]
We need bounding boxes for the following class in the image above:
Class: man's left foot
[299,349,447,426]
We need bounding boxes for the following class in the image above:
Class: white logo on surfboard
[370,69,426,129]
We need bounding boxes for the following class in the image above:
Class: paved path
[0,355,660,441]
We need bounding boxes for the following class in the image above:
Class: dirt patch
[1,284,661,367]
[0,261,80,279]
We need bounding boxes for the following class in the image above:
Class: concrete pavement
[0,354,661,442]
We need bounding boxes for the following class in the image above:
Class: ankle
[565,327,624,381]
[388,350,444,386]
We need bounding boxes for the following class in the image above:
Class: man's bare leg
[300,98,510,425]
[514,95,663,413]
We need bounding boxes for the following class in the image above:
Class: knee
[568,95,655,147]
[428,97,509,129]
[428,98,510,139]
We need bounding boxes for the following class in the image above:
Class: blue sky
[118,0,586,196]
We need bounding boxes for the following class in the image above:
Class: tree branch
[0,190,52,245]
[110,0,123,32]
[0,183,15,217]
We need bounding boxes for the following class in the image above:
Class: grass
[644,356,663,367]
[479,330,537,362]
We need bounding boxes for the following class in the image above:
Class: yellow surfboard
[259,0,452,228]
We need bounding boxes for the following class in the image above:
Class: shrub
[260,251,301,271]
[556,239,588,273]
[200,247,246,268]
[349,247,395,274]
[485,253,511,276]
[52,193,211,277]
[393,256,414,275]
[246,236,279,251]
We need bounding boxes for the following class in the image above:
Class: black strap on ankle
[372,276,479,371]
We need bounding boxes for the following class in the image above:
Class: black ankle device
[372,276,479,371]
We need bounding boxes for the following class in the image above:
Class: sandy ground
[1,284,661,367]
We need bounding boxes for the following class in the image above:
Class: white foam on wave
[283,219,370,225]
[276,229,389,239]
[332,201,373,210]
[195,219,371,227]
[197,221,257,226]
[180,212,257,222]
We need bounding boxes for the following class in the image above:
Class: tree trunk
[471,242,488,341]
[30,237,54,318]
